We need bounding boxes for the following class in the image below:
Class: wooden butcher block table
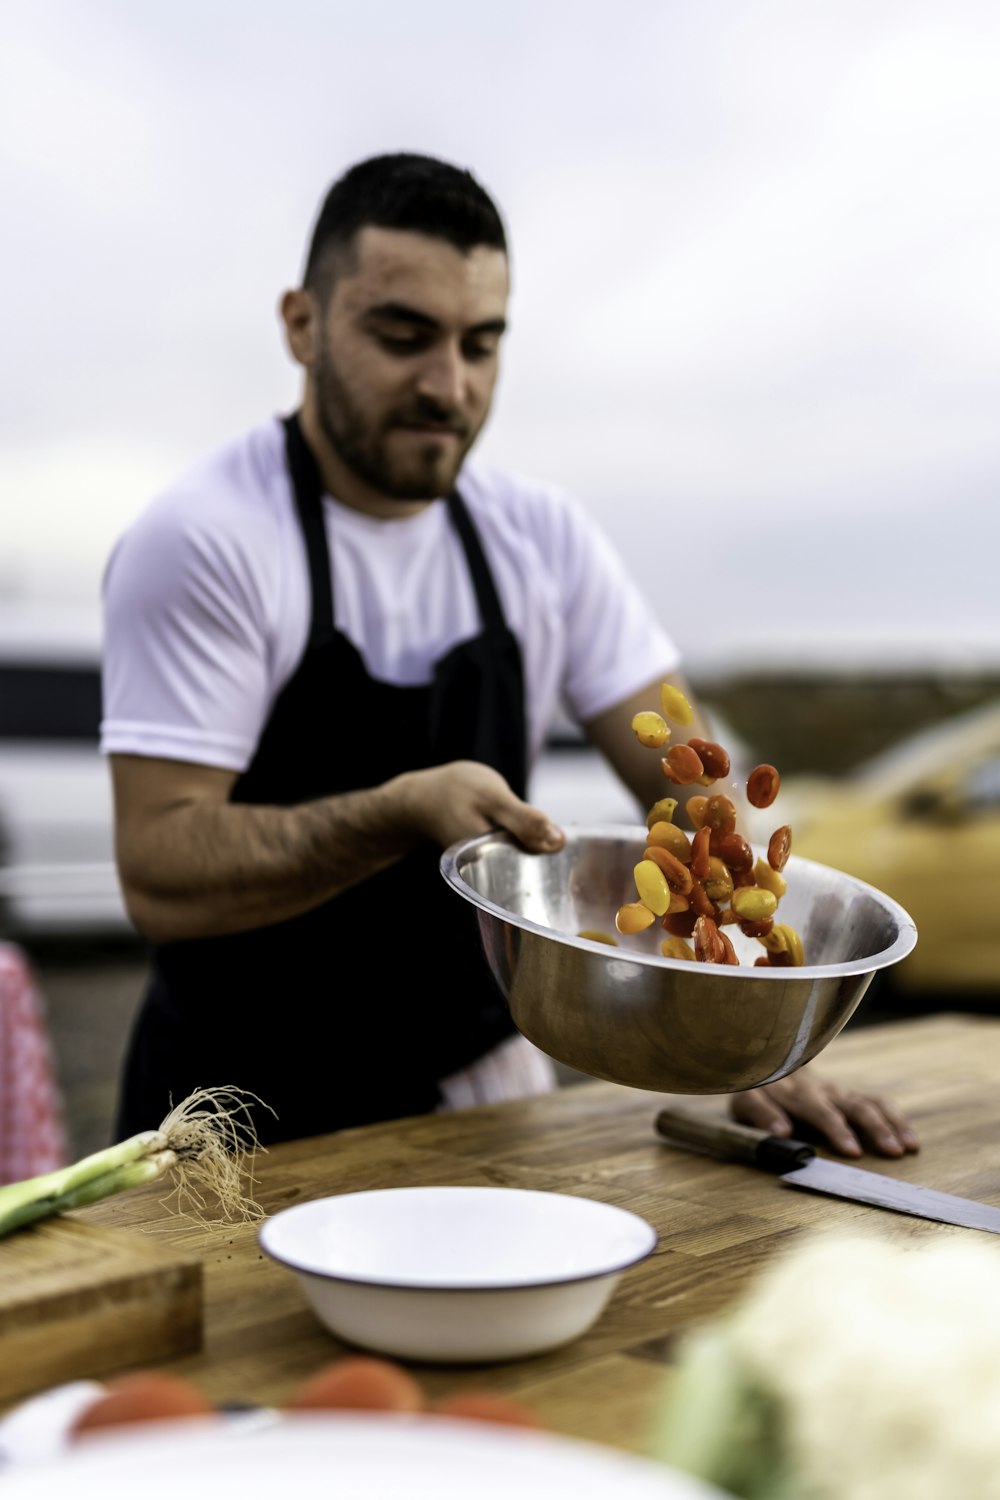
[4,1013,999,1456]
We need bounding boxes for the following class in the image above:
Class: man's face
[309,226,509,503]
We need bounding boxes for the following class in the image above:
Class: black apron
[114,412,527,1145]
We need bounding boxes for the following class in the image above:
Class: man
[101,152,917,1158]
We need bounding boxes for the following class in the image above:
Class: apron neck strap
[281,410,510,641]
[282,411,335,646]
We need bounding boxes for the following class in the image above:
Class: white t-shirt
[100,417,682,1105]
[100,416,681,773]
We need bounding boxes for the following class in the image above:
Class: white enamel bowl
[258,1185,657,1363]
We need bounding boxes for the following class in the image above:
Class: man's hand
[394,760,565,854]
[728,1067,920,1158]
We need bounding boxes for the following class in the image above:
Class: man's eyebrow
[364,301,507,336]
[467,317,507,337]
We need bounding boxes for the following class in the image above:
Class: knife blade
[655,1106,1000,1235]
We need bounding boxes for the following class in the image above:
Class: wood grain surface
[0,1218,202,1404]
[3,1014,998,1457]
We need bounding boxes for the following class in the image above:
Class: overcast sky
[2,0,998,670]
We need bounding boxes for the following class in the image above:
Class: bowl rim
[257,1184,659,1292]
[439,823,919,978]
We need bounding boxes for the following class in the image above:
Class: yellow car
[747,698,1000,1000]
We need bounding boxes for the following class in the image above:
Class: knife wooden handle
[655,1107,769,1163]
[655,1106,816,1170]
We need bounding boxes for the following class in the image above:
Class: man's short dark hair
[302,152,508,299]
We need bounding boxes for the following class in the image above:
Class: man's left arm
[581,669,715,820]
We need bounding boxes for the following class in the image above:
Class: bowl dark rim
[257,1185,659,1291]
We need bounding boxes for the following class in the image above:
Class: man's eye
[464,341,499,362]
[378,333,427,353]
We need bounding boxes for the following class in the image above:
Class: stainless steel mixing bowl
[440,824,918,1094]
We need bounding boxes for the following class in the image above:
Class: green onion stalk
[0,1086,274,1238]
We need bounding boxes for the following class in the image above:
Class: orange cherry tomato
[70,1372,217,1439]
[285,1357,426,1413]
[432,1390,544,1429]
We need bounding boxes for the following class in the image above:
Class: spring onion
[0,1086,273,1238]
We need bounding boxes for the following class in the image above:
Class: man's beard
[313,341,476,501]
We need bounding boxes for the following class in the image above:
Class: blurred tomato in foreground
[70,1372,217,1438]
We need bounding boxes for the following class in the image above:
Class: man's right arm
[110,754,565,945]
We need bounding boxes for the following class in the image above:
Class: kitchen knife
[655,1106,1000,1235]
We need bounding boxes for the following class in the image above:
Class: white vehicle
[0,602,129,937]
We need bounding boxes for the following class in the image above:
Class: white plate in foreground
[0,1413,729,1500]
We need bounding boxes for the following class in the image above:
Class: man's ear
[279,288,319,368]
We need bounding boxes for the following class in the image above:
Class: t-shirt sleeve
[546,486,682,724]
[99,491,276,772]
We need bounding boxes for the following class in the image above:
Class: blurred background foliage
[698,669,1000,775]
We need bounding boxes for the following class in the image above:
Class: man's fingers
[439,764,564,851]
[497,805,565,853]
[837,1093,918,1157]
[728,1088,793,1137]
[410,764,565,852]
[881,1101,920,1153]
[774,1079,865,1156]
[735,1078,864,1156]
[796,1099,863,1157]
[729,1074,919,1161]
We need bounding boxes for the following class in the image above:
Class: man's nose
[415,344,466,409]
